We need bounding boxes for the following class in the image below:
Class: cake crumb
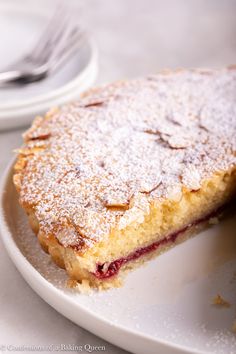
[66,278,79,289]
[209,217,219,225]
[76,280,92,294]
[212,294,230,307]
[66,278,92,294]
[232,320,236,333]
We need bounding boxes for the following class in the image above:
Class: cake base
[30,203,234,291]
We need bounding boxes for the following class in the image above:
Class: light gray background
[0,0,236,353]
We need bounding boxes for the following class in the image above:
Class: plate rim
[0,39,98,112]
[0,159,210,354]
[0,0,98,129]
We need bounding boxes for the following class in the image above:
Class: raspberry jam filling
[92,205,230,280]
[93,225,188,279]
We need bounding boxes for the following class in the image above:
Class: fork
[0,6,85,85]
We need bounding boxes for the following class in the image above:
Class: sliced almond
[181,164,201,191]
[84,100,105,108]
[167,135,190,149]
[28,133,51,141]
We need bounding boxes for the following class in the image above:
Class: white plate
[0,0,97,130]
[0,161,236,354]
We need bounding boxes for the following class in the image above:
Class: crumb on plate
[208,217,219,225]
[66,278,91,294]
[212,294,230,307]
[232,320,236,333]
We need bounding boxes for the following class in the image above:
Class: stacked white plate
[0,0,98,130]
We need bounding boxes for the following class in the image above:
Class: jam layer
[93,224,188,279]
[92,205,230,280]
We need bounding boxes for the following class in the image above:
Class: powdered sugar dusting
[15,68,236,251]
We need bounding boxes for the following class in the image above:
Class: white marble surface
[0,0,236,353]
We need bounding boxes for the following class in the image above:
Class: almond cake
[13,68,236,289]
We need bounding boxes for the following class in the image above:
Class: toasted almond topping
[14,69,236,249]
[29,133,51,141]
[167,134,190,149]
[84,100,105,108]
[181,165,201,191]
[140,180,162,194]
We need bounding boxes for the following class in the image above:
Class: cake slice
[13,68,236,289]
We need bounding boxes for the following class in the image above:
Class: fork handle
[0,70,24,85]
[0,69,46,86]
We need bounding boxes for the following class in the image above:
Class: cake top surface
[16,68,236,251]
